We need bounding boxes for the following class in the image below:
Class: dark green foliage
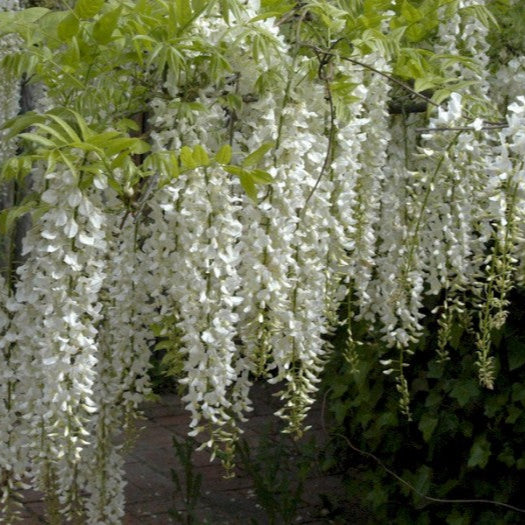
[237,430,314,525]
[170,436,203,524]
[322,287,525,524]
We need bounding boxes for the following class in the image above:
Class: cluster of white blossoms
[11,169,107,518]
[1,0,525,522]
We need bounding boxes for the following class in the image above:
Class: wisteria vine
[0,0,524,522]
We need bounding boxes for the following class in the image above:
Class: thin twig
[297,41,439,108]
[416,123,507,133]
[320,389,525,515]
[299,59,336,218]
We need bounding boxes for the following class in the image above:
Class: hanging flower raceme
[11,167,107,519]
[79,206,154,524]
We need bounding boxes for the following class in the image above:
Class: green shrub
[323,288,525,524]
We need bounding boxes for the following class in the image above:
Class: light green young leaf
[193,145,210,167]
[18,132,57,149]
[215,144,232,165]
[87,131,121,146]
[93,6,122,44]
[401,0,422,23]
[241,142,274,168]
[116,118,140,132]
[180,145,197,169]
[239,172,257,202]
[46,114,81,143]
[166,151,179,178]
[2,112,44,139]
[0,7,48,37]
[57,12,80,42]
[0,200,38,235]
[58,150,78,179]
[130,140,151,155]
[75,0,105,19]
[223,165,244,177]
[32,123,69,145]
[63,109,93,140]
[104,137,139,156]
[250,169,273,184]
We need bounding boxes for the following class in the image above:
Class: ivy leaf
[242,142,274,168]
[57,12,80,42]
[215,144,232,165]
[418,414,438,442]
[517,457,525,470]
[449,378,479,407]
[467,435,491,469]
[508,339,525,371]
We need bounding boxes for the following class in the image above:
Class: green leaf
[505,405,522,424]
[449,378,479,407]
[57,12,80,41]
[3,112,45,140]
[497,446,515,467]
[418,414,438,442]
[467,435,491,469]
[32,123,69,145]
[193,145,210,167]
[224,165,244,177]
[0,7,48,37]
[401,0,422,23]
[57,109,93,140]
[75,0,105,19]
[0,200,37,235]
[116,118,140,132]
[180,145,197,169]
[104,137,139,156]
[18,132,56,149]
[1,157,32,182]
[34,11,70,47]
[250,169,274,184]
[166,151,179,179]
[130,140,151,155]
[239,172,257,201]
[517,456,525,470]
[508,339,525,371]
[215,144,232,165]
[93,6,122,44]
[46,114,81,143]
[242,142,274,168]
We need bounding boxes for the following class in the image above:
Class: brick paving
[18,382,346,524]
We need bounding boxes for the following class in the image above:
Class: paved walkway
[18,382,345,524]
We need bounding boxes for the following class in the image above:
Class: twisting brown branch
[320,389,525,515]
[297,41,439,108]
